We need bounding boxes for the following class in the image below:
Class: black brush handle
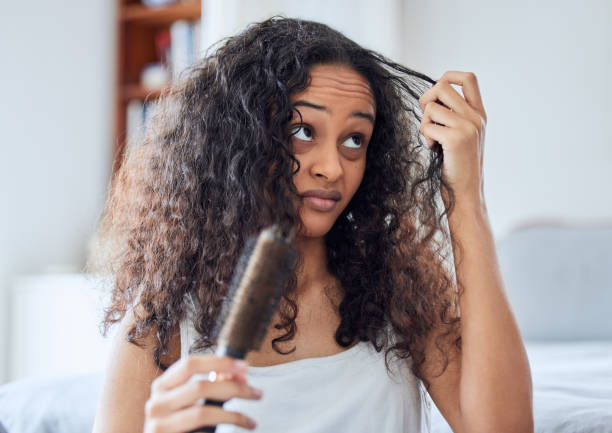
[187,346,246,433]
[190,400,223,433]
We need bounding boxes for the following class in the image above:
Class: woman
[91,16,533,433]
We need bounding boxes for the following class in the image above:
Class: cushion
[496,223,612,340]
[0,373,102,433]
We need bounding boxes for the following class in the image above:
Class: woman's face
[289,63,376,238]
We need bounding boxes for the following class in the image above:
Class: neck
[293,235,340,303]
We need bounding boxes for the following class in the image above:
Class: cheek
[347,162,366,194]
[291,140,311,155]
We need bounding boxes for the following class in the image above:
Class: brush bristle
[213,225,296,355]
[210,235,257,342]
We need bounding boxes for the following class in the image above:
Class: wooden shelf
[120,2,201,25]
[122,84,166,101]
[112,0,201,175]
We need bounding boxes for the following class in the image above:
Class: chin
[297,208,339,238]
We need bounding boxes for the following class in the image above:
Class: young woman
[91,16,533,433]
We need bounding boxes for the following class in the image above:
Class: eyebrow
[292,100,375,124]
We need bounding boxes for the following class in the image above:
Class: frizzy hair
[89,16,464,389]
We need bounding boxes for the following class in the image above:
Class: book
[170,19,202,82]
[127,18,202,149]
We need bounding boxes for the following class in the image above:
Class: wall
[201,0,405,70]
[400,0,612,237]
[0,0,115,384]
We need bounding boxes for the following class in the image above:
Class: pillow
[0,373,102,433]
[496,223,612,340]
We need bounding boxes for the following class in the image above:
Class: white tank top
[179,293,431,432]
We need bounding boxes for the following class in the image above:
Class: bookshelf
[113,0,201,175]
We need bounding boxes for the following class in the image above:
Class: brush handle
[192,400,223,433]
[188,346,246,433]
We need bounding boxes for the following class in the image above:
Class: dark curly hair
[89,16,463,390]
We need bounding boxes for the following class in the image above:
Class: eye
[290,125,314,141]
[343,134,364,149]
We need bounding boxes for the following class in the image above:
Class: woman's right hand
[144,355,263,432]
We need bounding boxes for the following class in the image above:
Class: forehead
[290,64,376,113]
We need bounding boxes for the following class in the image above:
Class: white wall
[0,0,115,384]
[201,0,405,66]
[401,0,612,238]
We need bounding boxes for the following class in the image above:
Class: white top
[179,293,431,432]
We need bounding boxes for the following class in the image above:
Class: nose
[310,140,343,182]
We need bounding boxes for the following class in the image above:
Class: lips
[300,189,342,201]
[300,189,342,212]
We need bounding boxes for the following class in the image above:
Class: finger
[437,71,486,117]
[151,404,257,432]
[216,372,233,382]
[152,356,247,393]
[214,371,248,384]
[420,122,451,149]
[420,84,485,134]
[422,100,463,129]
[146,376,262,418]
[231,371,248,384]
[419,81,468,118]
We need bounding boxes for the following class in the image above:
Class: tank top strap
[179,290,204,358]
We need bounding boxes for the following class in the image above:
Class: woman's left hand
[418,71,488,211]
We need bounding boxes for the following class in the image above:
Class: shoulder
[92,304,181,432]
[387,325,465,432]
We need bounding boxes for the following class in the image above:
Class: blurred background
[0,0,610,412]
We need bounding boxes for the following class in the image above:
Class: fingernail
[251,387,263,398]
[247,417,257,429]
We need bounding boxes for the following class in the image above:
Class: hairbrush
[188,224,297,433]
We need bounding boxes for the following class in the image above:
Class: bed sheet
[1,342,610,432]
[431,341,612,433]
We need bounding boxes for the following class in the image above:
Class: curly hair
[89,16,463,390]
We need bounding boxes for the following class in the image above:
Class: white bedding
[431,341,612,433]
[1,341,610,432]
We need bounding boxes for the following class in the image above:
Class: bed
[432,341,612,432]
[1,340,611,432]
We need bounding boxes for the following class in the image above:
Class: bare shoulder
[92,305,181,433]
